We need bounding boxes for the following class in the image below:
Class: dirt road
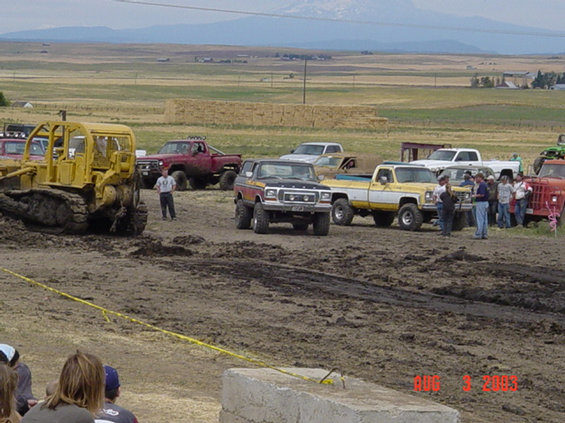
[1,189,563,422]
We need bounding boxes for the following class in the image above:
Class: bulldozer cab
[22,121,136,189]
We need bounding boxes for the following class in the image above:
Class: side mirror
[318,175,325,181]
[379,176,388,185]
[290,149,295,153]
[245,171,253,178]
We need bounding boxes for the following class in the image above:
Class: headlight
[551,195,558,203]
[265,189,277,199]
[465,192,471,200]
[158,160,164,166]
[288,194,295,201]
[320,192,331,201]
[425,191,434,202]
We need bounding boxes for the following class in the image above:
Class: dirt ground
[1,189,563,423]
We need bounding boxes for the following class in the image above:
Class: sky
[1,0,564,34]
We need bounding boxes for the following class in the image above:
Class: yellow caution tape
[0,266,333,385]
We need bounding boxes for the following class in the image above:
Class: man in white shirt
[433,175,447,232]
[154,168,177,220]
[512,173,532,227]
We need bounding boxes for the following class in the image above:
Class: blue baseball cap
[104,365,120,390]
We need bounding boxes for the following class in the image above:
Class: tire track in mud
[167,257,565,326]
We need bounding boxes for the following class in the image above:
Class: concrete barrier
[220,368,459,423]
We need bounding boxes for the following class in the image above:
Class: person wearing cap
[485,175,498,226]
[154,168,177,221]
[459,171,476,227]
[472,173,489,239]
[0,344,37,416]
[510,153,523,173]
[497,176,513,228]
[95,366,138,423]
[433,175,447,232]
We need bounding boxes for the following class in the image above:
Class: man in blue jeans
[513,173,532,227]
[433,175,447,232]
[472,173,489,239]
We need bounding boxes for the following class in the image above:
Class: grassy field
[0,41,564,168]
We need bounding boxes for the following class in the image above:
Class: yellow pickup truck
[322,163,472,231]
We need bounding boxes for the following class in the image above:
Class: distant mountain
[0,0,562,54]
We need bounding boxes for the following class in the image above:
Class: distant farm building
[502,71,536,88]
[11,101,33,108]
[157,57,170,62]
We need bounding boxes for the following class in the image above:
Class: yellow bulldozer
[0,121,147,234]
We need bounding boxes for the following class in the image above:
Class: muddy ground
[1,189,563,422]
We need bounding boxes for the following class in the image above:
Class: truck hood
[261,179,328,190]
[411,159,451,167]
[279,154,319,163]
[136,153,177,162]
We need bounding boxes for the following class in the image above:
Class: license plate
[291,206,305,212]
[142,171,148,176]
[526,208,533,214]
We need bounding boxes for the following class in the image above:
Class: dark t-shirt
[475,181,488,202]
[95,402,138,423]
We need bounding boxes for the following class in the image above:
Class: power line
[113,0,565,39]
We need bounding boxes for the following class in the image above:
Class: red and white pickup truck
[136,137,241,190]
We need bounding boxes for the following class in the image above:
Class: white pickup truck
[280,142,344,163]
[410,148,519,179]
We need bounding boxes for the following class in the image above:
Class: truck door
[191,141,212,175]
[368,167,398,210]
[454,151,478,167]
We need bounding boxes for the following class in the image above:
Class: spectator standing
[95,366,138,423]
[512,173,532,227]
[486,175,498,226]
[22,351,105,423]
[433,175,447,232]
[439,183,458,237]
[154,168,176,221]
[0,345,37,416]
[459,172,476,227]
[497,176,513,228]
[0,363,20,423]
[472,173,489,239]
[510,153,524,173]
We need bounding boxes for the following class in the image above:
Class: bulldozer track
[171,257,565,325]
[0,189,88,234]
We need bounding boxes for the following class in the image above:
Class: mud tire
[235,199,253,229]
[398,203,423,231]
[171,170,188,191]
[219,170,237,191]
[313,212,330,236]
[252,202,269,234]
[372,211,394,227]
[331,198,354,226]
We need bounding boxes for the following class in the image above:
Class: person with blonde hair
[0,363,20,423]
[22,351,105,423]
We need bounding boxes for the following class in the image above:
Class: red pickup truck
[0,138,44,160]
[136,137,242,190]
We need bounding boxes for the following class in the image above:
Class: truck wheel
[171,170,188,191]
[452,212,466,231]
[252,202,269,234]
[533,157,545,174]
[292,222,309,231]
[189,177,207,190]
[332,198,354,226]
[313,213,330,236]
[235,199,252,229]
[372,211,394,227]
[398,203,423,231]
[219,170,237,190]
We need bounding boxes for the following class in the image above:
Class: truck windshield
[293,145,325,155]
[314,156,341,167]
[158,142,189,154]
[396,167,436,183]
[258,163,316,180]
[427,150,456,161]
[538,164,565,178]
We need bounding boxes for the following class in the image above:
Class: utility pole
[303,59,308,105]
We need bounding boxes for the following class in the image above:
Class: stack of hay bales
[165,99,388,130]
